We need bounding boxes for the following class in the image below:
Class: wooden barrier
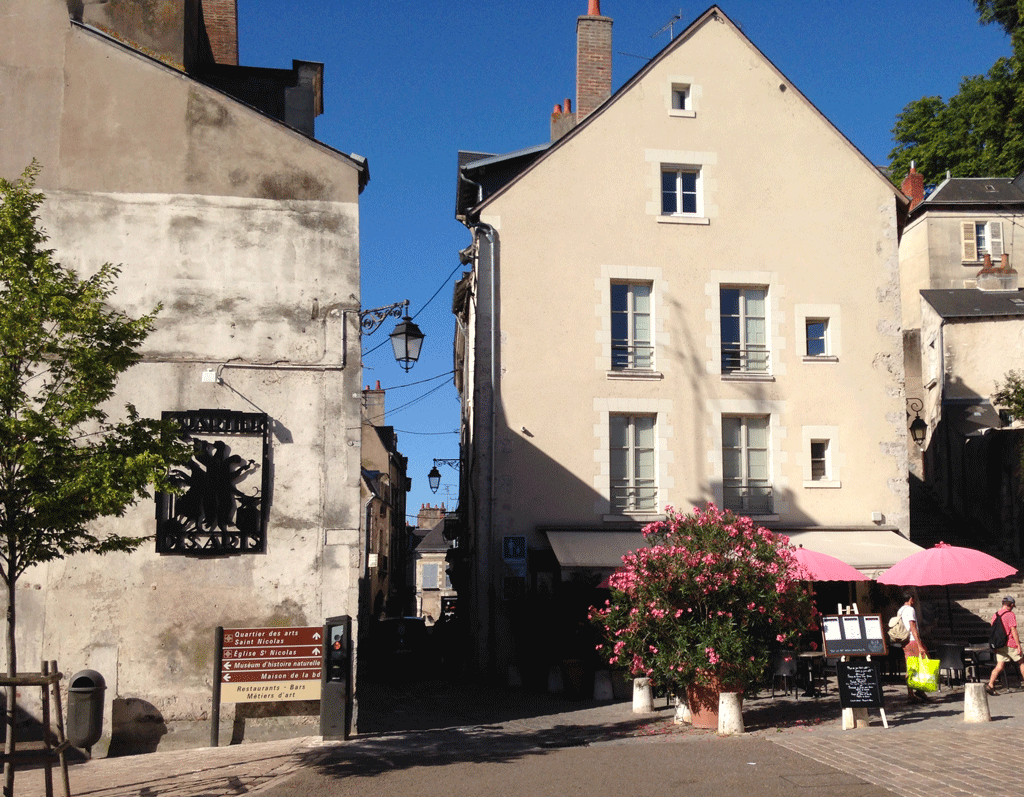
[0,661,71,797]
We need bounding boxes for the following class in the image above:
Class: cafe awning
[780,529,924,579]
[544,527,923,579]
[545,530,646,570]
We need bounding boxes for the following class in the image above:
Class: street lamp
[335,299,425,370]
[389,315,425,372]
[428,458,461,493]
[907,398,927,449]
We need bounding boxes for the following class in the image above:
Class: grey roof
[921,289,1024,319]
[923,176,1024,206]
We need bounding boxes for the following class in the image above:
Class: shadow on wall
[107,698,168,757]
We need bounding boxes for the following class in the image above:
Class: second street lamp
[429,458,460,493]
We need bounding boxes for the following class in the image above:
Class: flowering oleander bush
[589,504,811,696]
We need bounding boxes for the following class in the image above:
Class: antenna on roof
[652,9,684,40]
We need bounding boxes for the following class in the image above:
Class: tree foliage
[975,0,1021,34]
[888,1,1024,185]
[0,162,191,652]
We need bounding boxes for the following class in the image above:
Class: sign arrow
[224,662,232,670]
[224,673,232,681]
[312,632,321,640]
[312,648,321,656]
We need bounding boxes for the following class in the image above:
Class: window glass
[806,320,828,356]
[680,172,697,213]
[811,440,828,480]
[661,171,678,214]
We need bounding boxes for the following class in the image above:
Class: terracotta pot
[685,678,743,730]
[685,680,720,729]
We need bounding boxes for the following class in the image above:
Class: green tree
[0,163,189,788]
[975,0,1021,34]
[888,1,1024,185]
[993,370,1024,471]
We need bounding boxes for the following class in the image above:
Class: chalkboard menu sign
[820,614,888,657]
[837,660,884,708]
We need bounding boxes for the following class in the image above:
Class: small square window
[810,440,829,481]
[806,319,828,356]
[671,84,690,110]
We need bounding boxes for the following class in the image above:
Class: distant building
[409,505,457,624]
[452,2,918,685]
[2,0,370,749]
[361,382,412,620]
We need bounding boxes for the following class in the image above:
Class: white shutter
[989,221,1004,258]
[962,221,978,262]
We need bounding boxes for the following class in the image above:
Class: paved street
[11,677,1024,797]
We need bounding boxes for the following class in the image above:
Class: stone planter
[685,679,743,730]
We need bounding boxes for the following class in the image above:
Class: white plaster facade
[454,5,911,683]
[1,0,369,749]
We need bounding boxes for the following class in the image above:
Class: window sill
[657,215,710,226]
[747,514,780,522]
[669,109,696,118]
[802,355,838,363]
[721,373,775,382]
[803,480,841,489]
[607,370,664,381]
[603,513,665,523]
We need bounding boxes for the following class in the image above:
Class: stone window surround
[706,398,787,520]
[795,302,841,362]
[596,265,669,378]
[801,425,842,488]
[594,396,674,520]
[646,148,716,225]
[664,74,701,118]
[706,269,785,378]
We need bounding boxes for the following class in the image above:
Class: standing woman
[898,591,933,704]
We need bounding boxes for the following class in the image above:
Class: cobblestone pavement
[11,678,1024,796]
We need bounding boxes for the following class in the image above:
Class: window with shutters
[722,416,772,514]
[961,220,1003,262]
[721,287,769,374]
[611,282,653,370]
[610,414,657,512]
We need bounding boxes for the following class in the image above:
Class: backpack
[989,610,1010,650]
[888,614,910,643]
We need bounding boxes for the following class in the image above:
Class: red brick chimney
[576,1,612,122]
[901,162,925,211]
[202,0,239,65]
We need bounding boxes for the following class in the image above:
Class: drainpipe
[472,222,497,678]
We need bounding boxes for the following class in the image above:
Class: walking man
[898,591,933,703]
[987,596,1023,695]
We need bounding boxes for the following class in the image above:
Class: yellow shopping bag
[906,655,939,692]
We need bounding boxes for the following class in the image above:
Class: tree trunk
[4,574,16,797]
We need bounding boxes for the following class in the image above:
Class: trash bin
[67,669,105,750]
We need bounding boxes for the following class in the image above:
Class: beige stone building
[452,3,918,685]
[2,0,372,750]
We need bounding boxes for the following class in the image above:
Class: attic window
[669,83,696,118]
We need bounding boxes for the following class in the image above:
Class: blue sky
[238,1,1012,526]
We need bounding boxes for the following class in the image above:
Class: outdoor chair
[937,642,965,690]
[770,652,797,697]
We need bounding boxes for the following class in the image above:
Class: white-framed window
[805,318,829,357]
[810,440,829,481]
[610,414,657,513]
[720,287,768,374]
[962,220,1003,262]
[611,282,653,370]
[722,416,772,514]
[421,562,439,590]
[671,84,690,111]
[661,167,701,216]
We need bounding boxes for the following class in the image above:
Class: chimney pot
[564,98,572,113]
[901,165,925,211]
[588,0,601,14]
[553,103,562,115]
[375,380,381,390]
[1001,253,1011,271]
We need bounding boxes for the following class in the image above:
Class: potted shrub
[590,504,811,728]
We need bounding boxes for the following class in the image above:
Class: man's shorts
[995,645,1022,663]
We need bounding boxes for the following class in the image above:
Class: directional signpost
[218,626,323,702]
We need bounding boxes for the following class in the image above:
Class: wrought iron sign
[156,409,270,555]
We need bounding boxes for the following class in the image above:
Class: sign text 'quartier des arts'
[219,626,322,702]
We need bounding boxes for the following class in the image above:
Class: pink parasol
[790,545,869,582]
[876,541,1017,586]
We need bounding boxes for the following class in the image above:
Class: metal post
[211,627,223,747]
